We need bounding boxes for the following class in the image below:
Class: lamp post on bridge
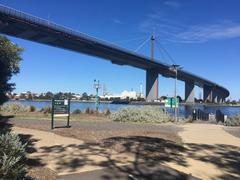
[93,79,101,111]
[169,64,182,122]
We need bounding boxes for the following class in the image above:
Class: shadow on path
[58,136,240,179]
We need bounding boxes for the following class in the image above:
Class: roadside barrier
[192,109,227,123]
[192,109,209,121]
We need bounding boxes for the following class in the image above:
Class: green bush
[72,109,82,114]
[89,109,94,114]
[110,106,172,123]
[29,105,36,112]
[104,109,111,116]
[85,107,90,114]
[0,132,27,179]
[224,115,240,126]
[0,103,29,114]
[40,107,52,114]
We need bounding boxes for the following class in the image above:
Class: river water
[7,100,240,118]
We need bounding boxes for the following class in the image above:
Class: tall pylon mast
[151,34,158,99]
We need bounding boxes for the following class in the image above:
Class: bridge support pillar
[217,93,224,104]
[212,90,218,103]
[185,81,195,103]
[203,85,212,103]
[146,69,158,101]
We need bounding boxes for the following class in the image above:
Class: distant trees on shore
[11,91,95,101]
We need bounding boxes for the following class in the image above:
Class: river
[7,100,240,118]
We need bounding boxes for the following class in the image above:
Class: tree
[45,91,54,99]
[81,92,89,100]
[177,95,183,102]
[0,35,23,105]
[54,92,63,99]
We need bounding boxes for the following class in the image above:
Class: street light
[169,64,182,122]
[93,79,101,111]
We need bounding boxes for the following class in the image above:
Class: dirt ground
[1,116,240,179]
[8,118,182,144]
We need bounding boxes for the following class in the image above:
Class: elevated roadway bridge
[0,5,229,103]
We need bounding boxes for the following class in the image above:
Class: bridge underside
[0,5,230,102]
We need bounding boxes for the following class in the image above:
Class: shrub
[93,109,101,115]
[40,107,52,114]
[110,106,172,123]
[89,109,94,114]
[0,132,27,179]
[104,109,111,116]
[183,116,193,123]
[29,105,36,112]
[72,109,82,114]
[224,115,240,126]
[0,103,29,114]
[85,107,90,114]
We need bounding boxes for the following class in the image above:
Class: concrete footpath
[166,124,240,179]
[12,127,134,176]
[12,124,240,179]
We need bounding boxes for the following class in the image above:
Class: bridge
[0,5,229,103]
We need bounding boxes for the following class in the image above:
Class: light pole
[169,64,182,121]
[93,79,101,111]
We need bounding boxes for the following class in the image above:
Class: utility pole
[151,34,158,100]
[93,79,101,111]
[175,68,177,121]
[170,64,182,122]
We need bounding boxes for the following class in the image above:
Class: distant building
[71,94,82,100]
[100,90,143,100]
[121,90,137,99]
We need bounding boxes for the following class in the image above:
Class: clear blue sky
[1,0,240,100]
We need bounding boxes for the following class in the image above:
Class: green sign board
[165,97,179,108]
[51,99,70,129]
[53,99,69,114]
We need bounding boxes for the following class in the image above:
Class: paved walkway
[12,123,240,179]
[12,127,134,176]
[166,124,240,179]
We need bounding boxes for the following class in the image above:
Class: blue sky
[1,0,240,100]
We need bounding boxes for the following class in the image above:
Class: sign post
[51,99,70,129]
[93,79,101,111]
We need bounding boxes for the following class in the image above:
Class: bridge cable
[134,37,151,52]
[155,41,172,64]
[155,38,176,65]
[153,40,166,63]
[113,36,147,44]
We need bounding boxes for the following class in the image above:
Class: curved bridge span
[0,5,229,102]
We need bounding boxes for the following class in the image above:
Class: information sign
[51,99,70,129]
